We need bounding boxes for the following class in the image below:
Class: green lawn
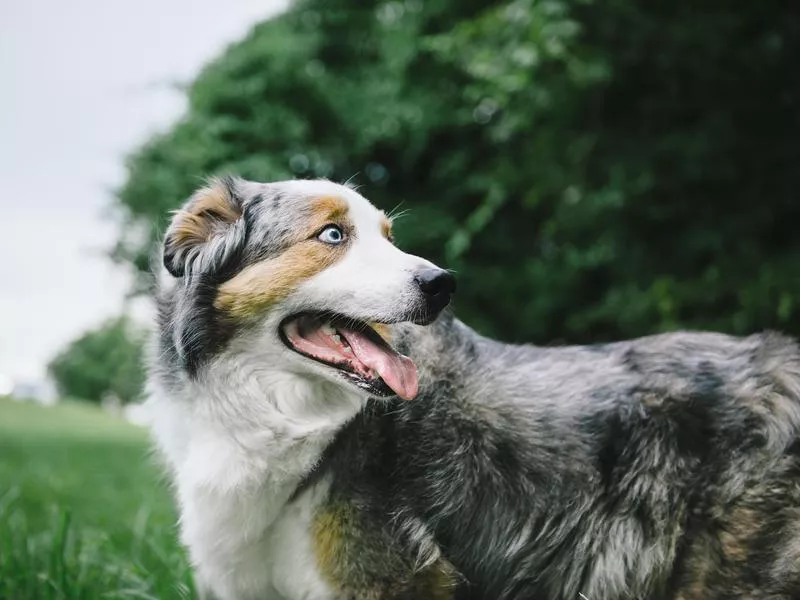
[0,397,193,599]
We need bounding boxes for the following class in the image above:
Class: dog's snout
[414,268,456,298]
[413,268,456,324]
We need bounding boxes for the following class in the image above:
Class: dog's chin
[278,312,420,401]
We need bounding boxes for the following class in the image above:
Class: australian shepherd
[148,176,800,600]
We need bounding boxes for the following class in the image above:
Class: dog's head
[159,176,454,401]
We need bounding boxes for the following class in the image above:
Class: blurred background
[1,0,797,597]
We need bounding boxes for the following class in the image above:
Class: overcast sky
[0,0,289,381]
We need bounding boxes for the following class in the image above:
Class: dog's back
[314,314,800,599]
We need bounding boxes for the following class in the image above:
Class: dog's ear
[163,176,246,278]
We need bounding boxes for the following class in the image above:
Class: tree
[48,316,146,404]
[114,0,800,344]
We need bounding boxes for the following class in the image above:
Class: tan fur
[371,323,392,344]
[675,500,765,598]
[313,502,456,600]
[719,506,760,563]
[380,215,393,241]
[316,195,350,224]
[170,180,242,248]
[214,195,351,317]
[313,502,353,587]
[214,241,348,317]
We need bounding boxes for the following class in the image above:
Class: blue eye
[318,225,345,245]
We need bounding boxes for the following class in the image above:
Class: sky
[0,0,289,382]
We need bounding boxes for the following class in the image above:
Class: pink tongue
[340,330,419,400]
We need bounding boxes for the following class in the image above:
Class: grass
[0,397,193,599]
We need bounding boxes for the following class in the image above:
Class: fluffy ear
[163,176,246,278]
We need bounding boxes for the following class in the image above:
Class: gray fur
[317,314,800,599]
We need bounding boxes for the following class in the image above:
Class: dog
[148,176,800,600]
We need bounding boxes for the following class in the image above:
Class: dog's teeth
[321,323,335,335]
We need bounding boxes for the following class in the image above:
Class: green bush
[48,317,146,405]
[115,0,800,343]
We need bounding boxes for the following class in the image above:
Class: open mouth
[279,312,419,400]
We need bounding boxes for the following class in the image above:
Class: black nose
[413,268,456,324]
[414,268,456,299]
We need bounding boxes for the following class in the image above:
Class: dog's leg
[313,501,459,600]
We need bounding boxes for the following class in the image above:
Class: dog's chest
[182,479,336,600]
[262,485,336,600]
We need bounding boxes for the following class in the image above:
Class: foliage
[115,0,800,343]
[0,398,191,599]
[48,317,146,404]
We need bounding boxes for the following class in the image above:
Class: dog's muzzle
[413,268,456,324]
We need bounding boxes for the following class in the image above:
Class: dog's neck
[152,353,366,497]
[147,359,365,594]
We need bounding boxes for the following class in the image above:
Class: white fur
[296,186,438,325]
[149,181,431,600]
[149,342,362,600]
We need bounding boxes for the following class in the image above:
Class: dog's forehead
[254,179,384,228]
[339,188,385,229]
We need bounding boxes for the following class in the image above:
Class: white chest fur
[181,476,335,600]
[147,359,364,600]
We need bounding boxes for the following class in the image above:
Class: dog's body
[149,177,800,600]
